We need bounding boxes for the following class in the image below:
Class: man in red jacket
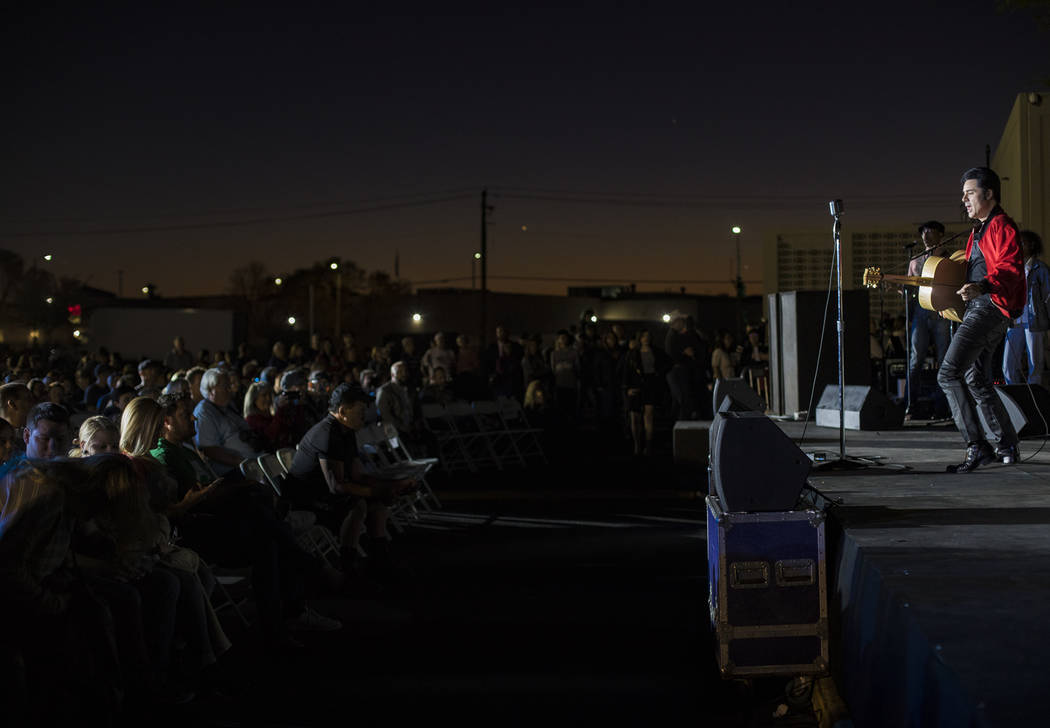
[937,167,1026,472]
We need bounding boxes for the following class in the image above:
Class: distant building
[993,91,1049,245]
[763,223,971,320]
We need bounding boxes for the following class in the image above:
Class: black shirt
[968,207,1003,289]
[289,414,358,500]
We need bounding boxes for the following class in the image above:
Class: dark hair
[93,363,114,378]
[328,383,370,412]
[0,382,30,408]
[960,167,1001,203]
[113,384,135,399]
[918,220,945,235]
[138,358,163,372]
[157,392,189,415]
[26,401,70,432]
[1021,230,1044,258]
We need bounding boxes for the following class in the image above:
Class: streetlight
[662,313,672,323]
[43,254,53,262]
[412,313,422,324]
[141,286,149,295]
[472,252,481,289]
[589,314,598,323]
[330,262,339,270]
[731,226,744,298]
[73,329,81,338]
[287,316,297,326]
[274,277,283,286]
[45,297,53,304]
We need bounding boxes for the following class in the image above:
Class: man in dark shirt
[290,383,414,572]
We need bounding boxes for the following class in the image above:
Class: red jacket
[966,209,1026,319]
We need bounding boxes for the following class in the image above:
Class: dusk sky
[3,2,1048,298]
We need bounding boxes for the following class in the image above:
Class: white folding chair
[239,457,268,485]
[420,402,476,473]
[209,566,251,628]
[472,400,523,467]
[381,423,441,511]
[276,446,296,475]
[497,396,548,465]
[445,400,501,470]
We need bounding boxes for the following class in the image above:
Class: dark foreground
[144,437,823,727]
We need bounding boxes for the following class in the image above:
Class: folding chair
[472,400,524,468]
[276,446,296,475]
[380,424,441,511]
[420,402,476,473]
[353,427,409,532]
[445,400,501,470]
[258,452,341,564]
[239,457,268,485]
[209,567,251,628]
[257,452,285,498]
[497,396,548,465]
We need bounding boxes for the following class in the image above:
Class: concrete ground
[146,428,823,727]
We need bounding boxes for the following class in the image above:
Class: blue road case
[706,494,829,678]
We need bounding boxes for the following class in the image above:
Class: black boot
[946,441,996,473]
[995,443,1020,465]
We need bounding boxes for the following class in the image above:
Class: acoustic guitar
[862,250,967,323]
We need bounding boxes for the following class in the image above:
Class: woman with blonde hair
[119,397,166,457]
[71,415,120,457]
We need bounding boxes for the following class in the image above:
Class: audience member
[623,330,669,456]
[0,382,32,450]
[485,325,524,401]
[288,384,415,576]
[422,332,456,382]
[164,336,194,372]
[711,330,737,382]
[193,368,265,475]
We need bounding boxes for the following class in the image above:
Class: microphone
[828,199,844,217]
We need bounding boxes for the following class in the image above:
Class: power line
[0,187,480,226]
[408,275,763,285]
[0,193,475,238]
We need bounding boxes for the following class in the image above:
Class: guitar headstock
[862,267,883,289]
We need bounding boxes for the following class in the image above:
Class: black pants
[177,484,316,637]
[937,298,1018,447]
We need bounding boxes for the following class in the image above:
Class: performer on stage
[938,167,1026,472]
[904,220,951,418]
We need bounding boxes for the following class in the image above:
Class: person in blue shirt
[1003,231,1050,385]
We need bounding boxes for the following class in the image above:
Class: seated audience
[287,384,415,575]
[193,368,265,475]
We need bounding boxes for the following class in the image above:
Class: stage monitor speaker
[673,420,711,467]
[815,385,904,430]
[977,384,1050,441]
[713,377,765,414]
[709,411,811,512]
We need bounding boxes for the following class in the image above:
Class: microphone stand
[903,242,916,415]
[813,199,880,471]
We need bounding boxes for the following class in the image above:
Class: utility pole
[480,189,491,347]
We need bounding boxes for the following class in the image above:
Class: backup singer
[938,167,1025,472]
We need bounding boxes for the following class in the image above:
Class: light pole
[732,226,744,335]
[472,251,481,289]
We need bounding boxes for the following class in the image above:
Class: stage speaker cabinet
[768,290,870,417]
[673,420,711,468]
[977,383,1050,441]
[713,377,766,415]
[709,411,811,512]
[815,384,904,431]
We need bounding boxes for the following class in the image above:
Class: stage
[777,419,1050,726]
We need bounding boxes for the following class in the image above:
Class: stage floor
[777,420,1050,726]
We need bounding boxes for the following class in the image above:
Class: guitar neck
[878,273,934,287]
